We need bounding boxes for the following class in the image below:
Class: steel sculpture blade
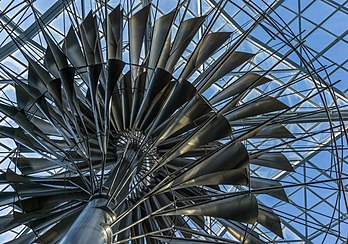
[2,3,340,244]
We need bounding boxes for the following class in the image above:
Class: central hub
[114,131,160,201]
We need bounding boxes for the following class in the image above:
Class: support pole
[59,196,114,244]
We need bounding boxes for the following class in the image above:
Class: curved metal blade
[10,157,58,175]
[210,73,271,104]
[134,68,173,129]
[131,206,145,244]
[120,71,132,129]
[80,11,102,65]
[147,79,197,134]
[15,84,34,111]
[0,104,64,158]
[156,95,211,144]
[46,78,63,111]
[250,153,294,172]
[149,197,174,234]
[159,146,219,158]
[250,177,289,202]
[130,71,147,127]
[138,81,176,131]
[180,32,232,80]
[0,202,84,235]
[111,90,124,131]
[160,194,258,224]
[24,53,52,85]
[35,211,81,243]
[105,59,125,124]
[254,124,295,138]
[161,112,213,140]
[171,168,248,190]
[226,96,289,121]
[162,113,231,164]
[157,31,172,70]
[42,29,69,70]
[87,64,102,100]
[129,5,150,79]
[117,202,133,241]
[148,10,176,69]
[107,5,123,59]
[0,126,76,172]
[29,116,60,136]
[196,51,255,92]
[258,205,284,238]
[59,67,76,103]
[27,63,48,94]
[63,26,86,68]
[165,16,206,73]
[44,46,59,78]
[172,141,248,187]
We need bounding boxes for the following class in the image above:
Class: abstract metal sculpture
[0,1,346,243]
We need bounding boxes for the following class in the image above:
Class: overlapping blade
[105,59,125,130]
[120,71,132,130]
[250,177,289,202]
[171,141,248,186]
[171,168,248,190]
[0,3,300,243]
[41,29,69,70]
[130,71,147,126]
[226,96,289,121]
[24,53,52,85]
[151,80,196,130]
[80,11,102,65]
[15,83,34,111]
[258,205,284,238]
[134,68,173,129]
[148,10,176,70]
[107,5,123,59]
[210,73,272,104]
[63,26,86,68]
[161,113,231,164]
[196,51,255,92]
[155,95,212,144]
[129,5,150,80]
[44,46,59,78]
[160,194,258,224]
[250,153,294,171]
[165,16,206,73]
[254,124,295,138]
[180,32,232,80]
[10,157,58,175]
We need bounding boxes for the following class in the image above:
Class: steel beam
[0,0,74,61]
[229,110,348,126]
[207,0,348,103]
[0,10,43,52]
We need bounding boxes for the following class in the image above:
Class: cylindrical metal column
[59,196,114,244]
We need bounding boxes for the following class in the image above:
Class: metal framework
[0,0,347,243]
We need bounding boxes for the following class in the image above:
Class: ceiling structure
[0,0,347,243]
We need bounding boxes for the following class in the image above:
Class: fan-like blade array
[0,4,296,244]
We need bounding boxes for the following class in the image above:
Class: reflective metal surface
[0,1,346,243]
